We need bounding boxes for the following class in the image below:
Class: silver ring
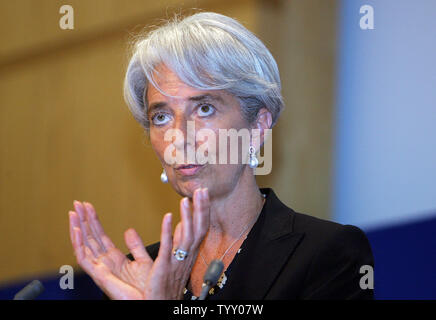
[173,248,189,261]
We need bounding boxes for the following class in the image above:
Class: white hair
[124,12,284,129]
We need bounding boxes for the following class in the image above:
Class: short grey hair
[124,12,284,129]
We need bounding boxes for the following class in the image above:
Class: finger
[70,211,92,254]
[70,217,82,257]
[73,201,103,257]
[73,227,95,270]
[70,211,100,258]
[73,201,93,243]
[83,202,115,250]
[73,227,85,262]
[156,213,173,262]
[83,202,106,251]
[193,188,210,242]
[88,237,104,257]
[124,228,152,263]
[180,197,194,249]
[70,210,101,258]
[173,222,183,249]
[69,211,79,246]
[70,210,88,251]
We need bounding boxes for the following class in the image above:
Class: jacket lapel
[214,188,304,300]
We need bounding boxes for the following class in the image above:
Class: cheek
[199,119,250,165]
[149,131,168,162]
[194,132,247,168]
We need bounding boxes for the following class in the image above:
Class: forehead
[145,64,236,105]
[146,65,199,102]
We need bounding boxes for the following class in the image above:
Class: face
[146,65,255,199]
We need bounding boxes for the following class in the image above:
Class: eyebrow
[147,94,224,116]
[147,102,167,116]
[189,94,224,103]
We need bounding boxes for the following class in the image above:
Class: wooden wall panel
[257,0,338,221]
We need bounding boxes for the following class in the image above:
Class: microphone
[13,280,45,300]
[199,259,224,300]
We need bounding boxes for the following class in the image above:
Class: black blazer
[139,188,374,300]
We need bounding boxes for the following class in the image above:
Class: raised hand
[68,188,210,299]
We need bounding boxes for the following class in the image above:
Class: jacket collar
[259,188,297,240]
[213,188,305,300]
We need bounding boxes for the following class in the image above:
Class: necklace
[199,194,266,267]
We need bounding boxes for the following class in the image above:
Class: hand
[68,188,210,299]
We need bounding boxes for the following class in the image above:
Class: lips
[174,164,204,176]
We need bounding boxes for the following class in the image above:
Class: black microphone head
[13,280,45,300]
[203,259,224,286]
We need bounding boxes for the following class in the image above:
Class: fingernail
[184,197,189,207]
[126,228,135,237]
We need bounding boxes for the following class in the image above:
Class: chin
[172,179,206,198]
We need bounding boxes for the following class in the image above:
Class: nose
[173,115,196,164]
[170,113,196,164]
[171,113,187,150]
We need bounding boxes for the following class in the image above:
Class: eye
[151,113,171,126]
[196,104,215,117]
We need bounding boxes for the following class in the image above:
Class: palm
[68,202,152,299]
[99,248,151,298]
[69,188,210,300]
[69,201,169,299]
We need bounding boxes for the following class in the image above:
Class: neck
[206,166,265,239]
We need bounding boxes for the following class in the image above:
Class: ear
[252,108,273,148]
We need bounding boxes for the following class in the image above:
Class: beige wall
[0,0,337,283]
[257,0,338,221]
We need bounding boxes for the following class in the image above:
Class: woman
[68,12,374,300]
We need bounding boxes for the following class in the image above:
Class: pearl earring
[160,169,168,183]
[248,146,258,169]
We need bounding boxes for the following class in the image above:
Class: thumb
[124,228,152,263]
